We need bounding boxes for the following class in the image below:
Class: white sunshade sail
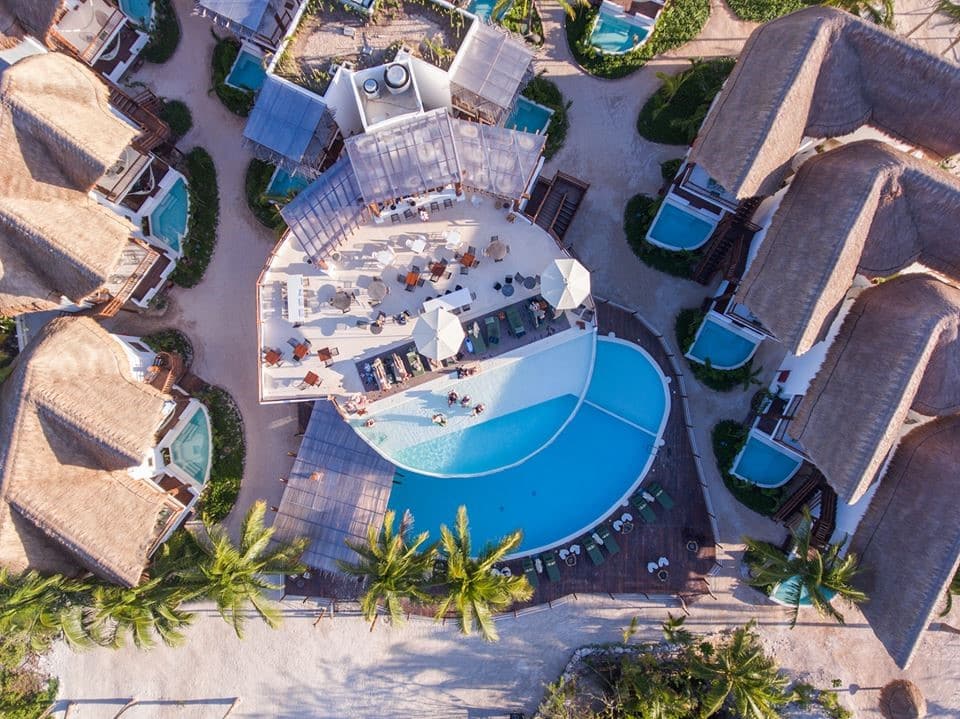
[540,258,590,310]
[412,308,465,360]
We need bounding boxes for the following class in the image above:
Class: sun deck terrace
[257,196,582,403]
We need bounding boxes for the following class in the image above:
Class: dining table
[264,349,281,366]
[405,270,420,287]
[293,343,310,360]
[303,371,321,387]
[459,251,476,268]
[317,347,334,362]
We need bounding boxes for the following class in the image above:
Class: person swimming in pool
[432,412,447,427]
[460,395,471,407]
[471,403,485,417]
[447,391,458,406]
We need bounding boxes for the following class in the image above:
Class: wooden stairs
[691,197,763,284]
[97,249,158,317]
[524,171,589,243]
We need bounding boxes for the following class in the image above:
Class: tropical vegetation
[566,0,710,79]
[142,328,195,365]
[940,567,960,616]
[675,308,765,392]
[142,0,181,64]
[245,159,290,233]
[726,0,894,24]
[624,194,704,277]
[0,316,18,386]
[711,420,786,516]
[212,36,255,116]
[195,385,246,523]
[744,511,867,626]
[171,148,219,287]
[521,75,570,160]
[159,99,193,138]
[637,58,736,145]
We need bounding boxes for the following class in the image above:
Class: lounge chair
[648,481,675,509]
[630,493,657,523]
[505,306,526,337]
[484,315,501,344]
[471,324,487,353]
[583,536,604,566]
[598,525,620,556]
[543,552,561,582]
[522,557,539,588]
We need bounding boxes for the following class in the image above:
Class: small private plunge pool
[646,200,717,251]
[166,404,212,486]
[505,96,554,135]
[226,47,267,92]
[148,177,189,254]
[686,313,762,370]
[589,3,651,54]
[266,167,311,199]
[732,433,803,488]
[770,575,837,607]
[119,0,152,25]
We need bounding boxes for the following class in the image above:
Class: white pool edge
[684,310,765,370]
[730,429,804,488]
[645,197,721,252]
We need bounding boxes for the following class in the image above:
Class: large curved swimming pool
[386,337,670,555]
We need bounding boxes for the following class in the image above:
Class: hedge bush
[244,159,287,233]
[212,37,255,116]
[521,75,570,160]
[675,308,763,391]
[142,329,194,366]
[171,148,219,288]
[566,0,710,79]
[624,194,702,277]
[196,386,245,523]
[712,419,785,515]
[637,57,736,145]
[726,0,805,21]
[160,99,192,138]
[0,317,17,387]
[660,157,682,184]
[142,0,181,64]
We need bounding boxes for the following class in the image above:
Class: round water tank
[362,77,380,99]
[384,63,411,94]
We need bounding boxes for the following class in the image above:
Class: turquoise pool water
[687,316,759,370]
[266,168,310,199]
[170,410,211,485]
[467,0,501,20]
[387,339,669,552]
[590,11,649,54]
[647,202,715,250]
[733,435,801,488]
[505,97,553,135]
[149,178,188,253]
[227,49,267,91]
[119,0,152,25]
[770,575,837,606]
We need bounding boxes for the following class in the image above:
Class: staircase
[772,465,823,523]
[97,250,158,317]
[691,197,763,284]
[811,487,837,549]
[108,84,171,154]
[529,172,590,243]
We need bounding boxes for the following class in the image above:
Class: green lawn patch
[196,386,246,523]
[521,75,569,160]
[712,419,785,516]
[637,57,736,144]
[566,0,710,79]
[159,99,192,138]
[142,329,194,366]
[675,308,764,391]
[171,148,219,288]
[244,159,288,233]
[726,0,805,21]
[142,0,181,63]
[212,36,255,117]
[624,194,702,277]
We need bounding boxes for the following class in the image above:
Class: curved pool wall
[732,432,803,488]
[685,312,763,370]
[646,199,718,251]
[588,2,653,54]
[386,336,671,557]
[355,329,597,477]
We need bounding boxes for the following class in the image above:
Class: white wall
[324,67,364,137]
[409,56,451,111]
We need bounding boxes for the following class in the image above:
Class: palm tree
[492,0,586,28]
[621,655,696,719]
[338,509,437,630]
[940,568,960,616]
[85,578,194,649]
[182,500,308,637]
[743,510,866,627]
[691,621,791,719]
[0,569,92,650]
[821,0,895,27]
[434,506,533,641]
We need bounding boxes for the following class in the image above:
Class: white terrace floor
[257,195,577,403]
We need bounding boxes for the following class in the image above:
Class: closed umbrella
[368,279,388,301]
[413,308,465,360]
[540,258,590,310]
[331,291,352,312]
[485,239,508,260]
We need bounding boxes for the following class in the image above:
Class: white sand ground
[67,0,960,716]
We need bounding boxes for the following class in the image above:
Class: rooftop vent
[384,63,411,94]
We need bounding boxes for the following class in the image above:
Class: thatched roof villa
[0,53,168,316]
[689,6,960,199]
[0,317,211,586]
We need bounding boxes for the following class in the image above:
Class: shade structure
[413,308,465,360]
[540,258,590,310]
[880,680,926,719]
[331,291,352,311]
[486,239,508,260]
[368,279,388,301]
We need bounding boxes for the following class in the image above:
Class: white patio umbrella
[412,308,465,360]
[540,258,590,310]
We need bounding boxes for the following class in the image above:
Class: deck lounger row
[630,493,657,523]
[648,481,675,509]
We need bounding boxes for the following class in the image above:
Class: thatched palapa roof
[689,7,960,198]
[788,275,960,505]
[849,417,960,669]
[0,317,180,587]
[736,141,960,354]
[0,0,61,47]
[0,53,141,315]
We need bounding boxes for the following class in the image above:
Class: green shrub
[171,148,219,288]
[159,99,193,138]
[726,0,805,21]
[712,419,785,515]
[0,317,17,386]
[676,308,764,391]
[196,386,245,523]
[637,57,736,144]
[142,329,194,365]
[142,0,181,64]
[566,0,710,79]
[660,158,683,184]
[0,634,58,719]
[500,0,543,44]
[521,75,570,160]
[624,194,702,277]
[244,159,287,233]
[212,37,255,116]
